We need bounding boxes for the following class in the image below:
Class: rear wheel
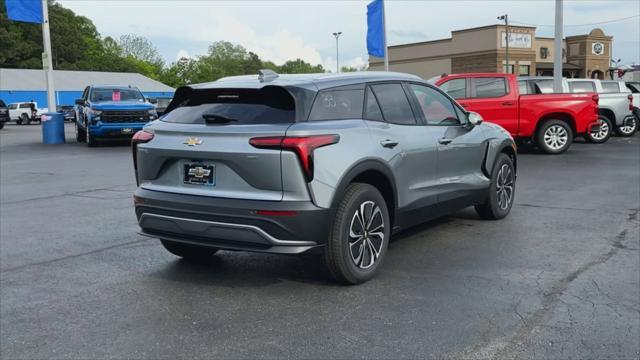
[20,114,31,125]
[0,122,4,130]
[75,121,86,143]
[586,115,612,143]
[324,183,390,285]
[614,116,638,137]
[536,119,572,154]
[476,153,516,220]
[160,240,218,262]
[86,126,98,147]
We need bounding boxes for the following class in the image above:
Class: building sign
[592,42,604,55]
[501,32,532,48]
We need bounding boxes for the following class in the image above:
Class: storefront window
[519,65,530,76]
[540,47,548,59]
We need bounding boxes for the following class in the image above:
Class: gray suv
[132,71,517,284]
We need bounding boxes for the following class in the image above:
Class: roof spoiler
[258,69,279,83]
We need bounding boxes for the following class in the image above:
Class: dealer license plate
[183,163,215,186]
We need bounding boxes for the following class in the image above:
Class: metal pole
[505,14,509,74]
[382,0,389,71]
[333,32,342,73]
[41,0,55,111]
[553,0,563,92]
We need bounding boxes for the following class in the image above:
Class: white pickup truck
[7,101,49,125]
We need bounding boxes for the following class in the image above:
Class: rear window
[473,77,508,98]
[518,80,530,95]
[534,80,556,94]
[601,82,620,93]
[627,83,640,93]
[308,87,364,121]
[439,78,466,99]
[162,87,295,125]
[19,104,30,108]
[569,81,595,93]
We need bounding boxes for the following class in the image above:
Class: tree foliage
[1,1,328,88]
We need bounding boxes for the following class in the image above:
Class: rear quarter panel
[518,93,598,135]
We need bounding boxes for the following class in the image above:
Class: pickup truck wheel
[20,114,31,125]
[475,153,515,220]
[536,120,572,154]
[614,116,638,137]
[324,183,390,285]
[86,128,99,147]
[75,121,86,142]
[0,122,4,130]
[586,116,612,143]
[160,240,218,262]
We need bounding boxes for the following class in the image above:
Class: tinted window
[370,83,416,125]
[8,104,17,109]
[364,87,384,122]
[439,78,466,99]
[569,81,595,93]
[601,82,619,93]
[19,104,30,108]
[90,87,145,102]
[474,77,507,98]
[627,83,640,93]
[309,88,364,121]
[162,87,294,125]
[518,80,530,95]
[409,84,459,125]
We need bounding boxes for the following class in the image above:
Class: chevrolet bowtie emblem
[183,137,203,146]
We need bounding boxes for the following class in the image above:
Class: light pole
[333,31,342,73]
[497,14,509,74]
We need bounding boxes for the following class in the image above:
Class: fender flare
[483,138,517,177]
[330,159,398,212]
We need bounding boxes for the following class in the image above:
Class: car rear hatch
[135,86,299,201]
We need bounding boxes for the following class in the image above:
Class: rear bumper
[134,188,334,254]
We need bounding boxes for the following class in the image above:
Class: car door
[467,76,519,134]
[364,83,444,214]
[406,83,486,206]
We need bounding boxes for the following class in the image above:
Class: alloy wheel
[496,164,514,210]
[348,201,385,269]
[544,125,569,150]
[591,121,609,141]
[618,118,637,135]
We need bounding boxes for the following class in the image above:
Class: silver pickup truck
[626,81,640,126]
[567,79,635,138]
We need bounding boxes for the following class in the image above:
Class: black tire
[16,119,22,125]
[160,240,218,262]
[614,116,638,137]
[20,114,31,125]
[536,119,572,154]
[0,122,4,130]
[475,153,516,220]
[585,115,612,143]
[75,121,86,143]
[324,183,391,285]
[86,126,98,147]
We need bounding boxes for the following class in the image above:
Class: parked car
[624,81,640,133]
[7,101,48,125]
[74,85,158,147]
[56,105,76,122]
[132,71,517,284]
[567,79,635,138]
[435,73,601,153]
[0,99,9,129]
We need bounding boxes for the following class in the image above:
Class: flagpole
[382,0,389,71]
[41,0,56,111]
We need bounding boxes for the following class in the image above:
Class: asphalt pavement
[1,122,639,359]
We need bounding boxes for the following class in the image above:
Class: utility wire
[511,14,639,27]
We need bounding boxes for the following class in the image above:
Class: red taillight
[629,94,634,111]
[132,130,154,185]
[249,134,340,181]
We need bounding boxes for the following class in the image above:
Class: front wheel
[475,153,516,220]
[614,116,638,137]
[75,121,86,143]
[20,114,31,125]
[160,240,218,262]
[86,127,98,147]
[324,183,390,285]
[536,119,572,154]
[586,116,612,143]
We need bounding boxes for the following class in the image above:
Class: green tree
[278,59,324,74]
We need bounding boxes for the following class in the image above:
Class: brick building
[369,25,614,80]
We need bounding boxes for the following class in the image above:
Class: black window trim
[366,81,420,126]
[470,76,510,99]
[405,80,467,127]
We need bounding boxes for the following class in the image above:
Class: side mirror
[75,99,85,106]
[467,111,483,126]
[147,97,158,104]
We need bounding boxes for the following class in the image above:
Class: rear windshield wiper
[202,114,239,123]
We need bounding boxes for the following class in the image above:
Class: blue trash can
[41,112,65,144]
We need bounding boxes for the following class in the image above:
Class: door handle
[502,101,515,106]
[438,138,453,145]
[380,139,399,148]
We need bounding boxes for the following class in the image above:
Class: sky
[57,0,640,72]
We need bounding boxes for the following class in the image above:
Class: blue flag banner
[367,0,385,58]
[5,0,43,23]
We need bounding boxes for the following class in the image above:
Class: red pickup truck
[435,73,600,154]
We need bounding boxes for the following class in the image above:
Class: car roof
[190,71,423,91]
